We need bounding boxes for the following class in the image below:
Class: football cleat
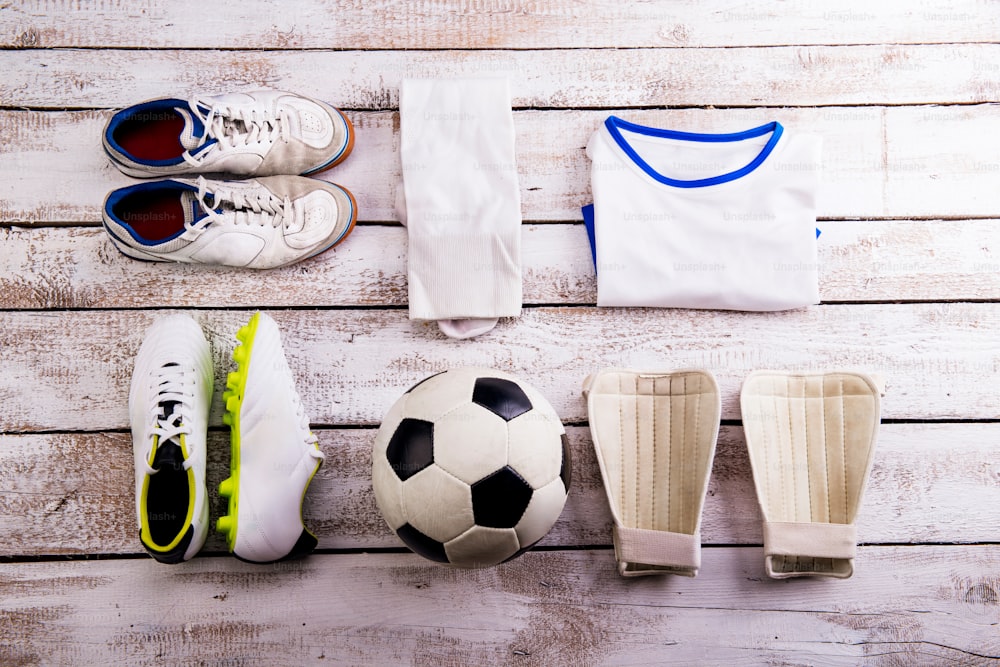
[103,90,354,178]
[129,314,214,563]
[102,175,357,268]
[217,312,325,563]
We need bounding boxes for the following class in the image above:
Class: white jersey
[586,116,821,311]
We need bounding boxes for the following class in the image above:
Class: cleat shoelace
[269,333,323,457]
[144,362,195,475]
[289,370,323,457]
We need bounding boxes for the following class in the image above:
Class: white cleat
[217,312,326,563]
[129,314,213,563]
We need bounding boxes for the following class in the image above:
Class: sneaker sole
[216,312,262,551]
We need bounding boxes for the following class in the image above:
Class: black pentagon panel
[385,418,434,481]
[472,377,533,422]
[472,466,534,528]
[559,433,572,491]
[396,523,449,563]
[405,371,446,394]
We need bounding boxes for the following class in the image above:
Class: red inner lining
[114,113,186,161]
[115,190,187,242]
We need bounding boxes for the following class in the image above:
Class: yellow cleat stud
[216,516,233,534]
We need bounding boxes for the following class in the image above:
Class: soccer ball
[371,367,571,568]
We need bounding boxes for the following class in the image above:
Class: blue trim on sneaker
[190,138,218,157]
[104,98,200,168]
[104,180,200,246]
[604,116,783,188]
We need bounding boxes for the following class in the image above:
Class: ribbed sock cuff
[408,230,522,320]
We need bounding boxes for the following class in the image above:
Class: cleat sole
[216,311,262,553]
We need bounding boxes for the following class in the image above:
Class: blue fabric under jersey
[582,204,597,270]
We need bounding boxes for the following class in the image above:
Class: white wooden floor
[2,2,999,665]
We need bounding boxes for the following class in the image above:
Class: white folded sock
[398,78,523,338]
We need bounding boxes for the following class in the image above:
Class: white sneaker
[103,90,354,178]
[102,175,357,269]
[217,312,325,563]
[129,314,213,563]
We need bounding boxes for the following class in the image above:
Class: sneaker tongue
[179,189,214,226]
[176,106,207,151]
[158,400,180,422]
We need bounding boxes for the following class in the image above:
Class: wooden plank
[0,305,997,432]
[4,105,1000,225]
[2,220,999,309]
[2,546,998,665]
[887,105,1000,219]
[3,44,999,110]
[5,0,999,49]
[1,424,997,556]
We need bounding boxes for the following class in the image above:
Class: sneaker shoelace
[183,97,289,164]
[143,362,196,476]
[188,176,292,233]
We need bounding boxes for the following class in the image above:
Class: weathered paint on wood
[2,3,998,663]
[3,44,999,111]
[1,424,997,556]
[2,546,998,665]
[1,220,998,309]
[5,0,998,49]
[0,305,998,432]
[3,105,1000,224]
